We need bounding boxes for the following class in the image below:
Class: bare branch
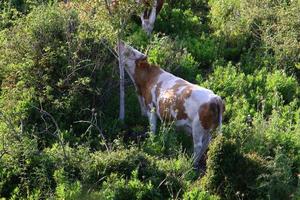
[74,120,109,151]
[99,38,118,59]
[104,0,113,15]
[33,106,68,162]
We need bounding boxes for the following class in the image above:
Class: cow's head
[117,41,147,72]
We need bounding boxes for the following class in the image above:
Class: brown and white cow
[117,42,225,166]
[110,0,164,35]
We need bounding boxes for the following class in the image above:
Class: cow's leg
[148,107,157,133]
[138,95,147,116]
[192,120,209,168]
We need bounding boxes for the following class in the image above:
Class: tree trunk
[118,39,125,121]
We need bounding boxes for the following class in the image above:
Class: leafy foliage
[0,0,299,199]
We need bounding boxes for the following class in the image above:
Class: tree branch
[33,106,68,162]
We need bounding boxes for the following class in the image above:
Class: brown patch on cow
[199,103,215,130]
[158,93,175,121]
[158,80,193,121]
[199,97,225,130]
[174,84,193,120]
[134,59,163,107]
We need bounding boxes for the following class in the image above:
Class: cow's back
[152,72,195,121]
[152,71,220,128]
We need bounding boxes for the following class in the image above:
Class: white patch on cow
[118,42,150,118]
[156,72,178,89]
[175,119,189,127]
[176,85,187,95]
[119,43,146,76]
[155,100,162,120]
[149,6,157,23]
[150,85,157,104]
[170,105,177,118]
[124,61,136,75]
[183,88,215,120]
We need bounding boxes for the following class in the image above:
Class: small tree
[103,0,150,121]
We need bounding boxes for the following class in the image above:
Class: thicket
[0,0,299,199]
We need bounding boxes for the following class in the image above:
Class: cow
[117,41,225,168]
[110,0,164,35]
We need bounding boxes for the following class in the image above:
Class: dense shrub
[146,35,198,81]
[208,0,300,75]
[255,149,295,200]
[183,180,220,200]
[0,136,56,199]
[180,34,220,68]
[205,135,298,199]
[0,4,118,148]
[0,0,299,199]
[156,5,202,37]
[202,63,299,117]
[202,136,266,199]
[96,172,161,200]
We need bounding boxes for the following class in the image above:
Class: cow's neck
[124,67,138,90]
[132,59,162,95]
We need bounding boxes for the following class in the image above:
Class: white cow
[118,42,225,167]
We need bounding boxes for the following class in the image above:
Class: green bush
[256,149,295,200]
[202,63,299,118]
[0,1,299,199]
[147,35,198,81]
[208,0,300,75]
[202,136,266,199]
[266,70,299,104]
[84,148,155,183]
[244,105,300,171]
[142,124,180,157]
[0,136,56,199]
[180,34,220,68]
[97,171,161,200]
[156,6,202,36]
[0,4,117,148]
[54,169,83,200]
[183,180,220,200]
[0,0,54,30]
